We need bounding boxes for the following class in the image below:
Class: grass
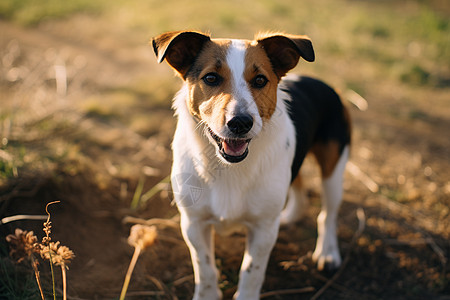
[3,203,75,300]
[0,244,41,300]
[0,0,106,26]
[0,159,17,181]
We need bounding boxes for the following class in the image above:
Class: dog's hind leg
[312,143,349,271]
[280,174,309,225]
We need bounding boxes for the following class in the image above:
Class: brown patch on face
[311,141,341,179]
[184,37,285,128]
[244,42,280,120]
[185,40,233,131]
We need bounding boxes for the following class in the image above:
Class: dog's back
[280,75,351,181]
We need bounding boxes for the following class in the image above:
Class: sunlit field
[1,0,449,299]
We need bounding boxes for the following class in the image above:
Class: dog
[152,30,351,300]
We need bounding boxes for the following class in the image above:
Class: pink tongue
[223,140,248,156]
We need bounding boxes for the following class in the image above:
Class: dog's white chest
[173,138,295,226]
[195,166,291,225]
[209,176,247,221]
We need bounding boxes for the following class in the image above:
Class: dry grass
[5,202,74,300]
[120,224,158,300]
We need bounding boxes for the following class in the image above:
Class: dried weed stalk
[38,241,75,300]
[6,228,45,300]
[5,201,74,300]
[120,224,158,300]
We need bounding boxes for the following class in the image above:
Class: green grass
[0,159,17,181]
[0,0,106,25]
[1,0,447,81]
[116,0,444,92]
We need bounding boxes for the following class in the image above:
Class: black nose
[227,115,253,135]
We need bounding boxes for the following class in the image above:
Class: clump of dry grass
[5,201,74,300]
[6,228,45,299]
[120,224,158,300]
[5,228,38,263]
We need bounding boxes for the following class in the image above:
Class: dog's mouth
[207,127,251,163]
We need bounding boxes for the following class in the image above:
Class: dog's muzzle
[207,127,251,163]
[207,115,254,163]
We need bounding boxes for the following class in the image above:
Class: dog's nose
[227,115,253,135]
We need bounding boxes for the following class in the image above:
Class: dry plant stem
[172,274,194,287]
[260,287,316,298]
[147,275,178,300]
[44,201,60,300]
[120,245,142,300]
[346,161,379,193]
[61,264,67,300]
[31,255,45,300]
[0,214,47,224]
[48,249,57,300]
[123,216,179,229]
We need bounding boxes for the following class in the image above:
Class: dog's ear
[256,33,315,78]
[152,31,211,78]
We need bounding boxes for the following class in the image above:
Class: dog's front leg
[234,218,280,300]
[180,214,221,300]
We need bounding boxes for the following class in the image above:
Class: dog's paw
[312,247,342,272]
[193,289,221,300]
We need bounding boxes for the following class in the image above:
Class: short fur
[152,30,351,300]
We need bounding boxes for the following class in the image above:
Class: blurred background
[0,0,449,299]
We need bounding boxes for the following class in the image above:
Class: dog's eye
[203,73,222,86]
[252,75,268,88]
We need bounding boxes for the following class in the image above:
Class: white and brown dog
[152,31,351,300]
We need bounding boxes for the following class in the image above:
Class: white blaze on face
[224,39,262,135]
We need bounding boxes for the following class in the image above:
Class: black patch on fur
[280,76,351,182]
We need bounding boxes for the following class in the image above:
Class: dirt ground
[0,15,449,300]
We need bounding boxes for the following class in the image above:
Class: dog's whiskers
[195,120,209,137]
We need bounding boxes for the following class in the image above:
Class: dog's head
[152,31,314,163]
